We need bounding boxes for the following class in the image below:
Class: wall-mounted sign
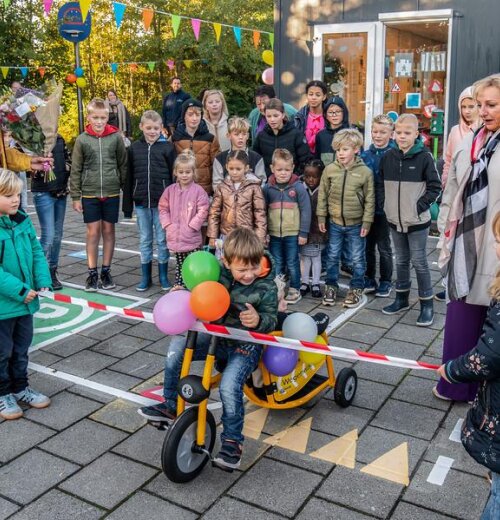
[406,93,421,109]
[390,81,401,93]
[428,79,443,94]
[395,53,413,78]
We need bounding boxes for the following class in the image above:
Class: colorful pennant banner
[113,2,126,28]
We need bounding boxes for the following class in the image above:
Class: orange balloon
[190,281,231,322]
[259,256,271,277]
[66,73,77,84]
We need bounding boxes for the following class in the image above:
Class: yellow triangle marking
[263,417,312,453]
[309,429,358,468]
[242,408,269,440]
[360,442,410,486]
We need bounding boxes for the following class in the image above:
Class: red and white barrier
[39,291,439,372]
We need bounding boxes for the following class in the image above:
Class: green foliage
[0,0,273,143]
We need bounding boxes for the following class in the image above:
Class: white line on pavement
[427,456,454,485]
[449,419,464,443]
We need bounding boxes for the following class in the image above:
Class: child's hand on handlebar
[239,303,260,329]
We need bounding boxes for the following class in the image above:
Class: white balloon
[282,312,317,342]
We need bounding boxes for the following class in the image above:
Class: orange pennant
[129,63,138,72]
[253,31,261,49]
[142,8,154,31]
[38,67,46,78]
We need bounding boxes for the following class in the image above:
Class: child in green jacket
[0,169,52,420]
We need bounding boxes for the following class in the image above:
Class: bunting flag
[79,0,92,22]
[171,14,181,37]
[1,67,8,79]
[38,67,46,78]
[253,30,260,49]
[43,0,53,16]
[113,2,126,29]
[129,63,138,72]
[147,61,155,72]
[110,63,118,74]
[269,33,274,50]
[142,8,154,30]
[233,26,242,47]
[183,60,193,69]
[20,67,28,78]
[191,18,201,40]
[166,59,175,70]
[3,0,10,7]
[213,22,222,43]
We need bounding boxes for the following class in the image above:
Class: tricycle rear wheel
[334,368,357,408]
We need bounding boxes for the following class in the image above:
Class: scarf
[305,112,325,153]
[440,127,500,300]
[105,99,128,133]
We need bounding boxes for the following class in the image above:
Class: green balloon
[181,251,221,290]
[430,202,439,221]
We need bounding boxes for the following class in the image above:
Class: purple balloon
[153,290,196,336]
[263,345,298,377]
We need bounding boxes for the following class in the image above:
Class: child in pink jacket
[158,151,209,289]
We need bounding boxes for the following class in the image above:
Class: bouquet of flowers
[0,79,63,182]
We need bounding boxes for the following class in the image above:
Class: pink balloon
[153,290,196,335]
[262,67,274,85]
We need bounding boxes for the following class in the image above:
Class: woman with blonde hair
[203,89,230,152]
[435,73,500,402]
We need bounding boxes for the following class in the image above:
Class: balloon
[259,255,271,277]
[299,335,327,365]
[153,290,196,335]
[262,50,274,66]
[76,77,87,88]
[430,202,439,221]
[263,345,298,376]
[181,251,221,290]
[66,73,77,84]
[283,312,317,342]
[74,67,84,77]
[190,281,230,322]
[262,67,274,86]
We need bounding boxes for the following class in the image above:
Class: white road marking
[427,456,454,485]
[449,419,464,443]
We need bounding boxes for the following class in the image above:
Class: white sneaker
[14,387,51,409]
[0,393,23,419]
[285,288,302,304]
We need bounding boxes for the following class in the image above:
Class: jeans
[163,333,262,444]
[19,171,28,210]
[0,315,33,396]
[269,235,300,289]
[366,213,393,283]
[390,227,432,298]
[326,223,366,289]
[482,472,500,520]
[32,192,67,268]
[135,207,169,264]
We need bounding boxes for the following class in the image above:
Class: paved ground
[0,194,490,520]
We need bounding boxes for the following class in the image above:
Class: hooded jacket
[207,177,267,242]
[0,211,51,319]
[248,104,297,143]
[442,86,481,187]
[252,120,311,178]
[31,135,71,194]
[70,124,128,200]
[158,181,209,253]
[218,251,278,334]
[317,156,375,231]
[172,100,220,195]
[123,135,176,216]
[0,131,32,172]
[212,148,266,191]
[379,139,441,233]
[162,88,190,128]
[315,97,350,166]
[264,174,312,238]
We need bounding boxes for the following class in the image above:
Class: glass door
[313,22,384,145]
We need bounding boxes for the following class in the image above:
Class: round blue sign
[57,2,91,43]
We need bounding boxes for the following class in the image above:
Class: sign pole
[74,41,84,134]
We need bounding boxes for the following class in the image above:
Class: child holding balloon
[139,228,278,471]
[158,151,209,290]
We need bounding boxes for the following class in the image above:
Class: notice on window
[394,53,413,78]
[421,52,447,72]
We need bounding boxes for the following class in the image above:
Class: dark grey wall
[275,0,500,125]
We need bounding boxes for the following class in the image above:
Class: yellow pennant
[1,67,9,79]
[79,0,91,22]
[183,60,193,69]
[213,23,222,43]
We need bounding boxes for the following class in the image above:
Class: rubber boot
[382,290,410,315]
[50,266,63,291]
[136,262,152,292]
[416,297,434,327]
[158,262,171,291]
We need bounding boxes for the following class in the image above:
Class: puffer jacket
[264,174,311,238]
[218,251,278,335]
[315,97,350,166]
[207,177,267,242]
[204,114,230,152]
[252,120,311,178]
[172,120,220,195]
[70,125,128,200]
[0,211,51,319]
[158,181,209,253]
[123,135,176,217]
[379,139,441,233]
[248,104,297,143]
[444,299,500,473]
[317,156,375,231]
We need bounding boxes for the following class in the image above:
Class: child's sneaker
[299,283,310,297]
[340,264,353,277]
[375,281,392,298]
[343,288,363,308]
[285,288,302,304]
[100,269,116,290]
[322,285,337,306]
[85,271,99,292]
[434,290,446,302]
[0,393,23,420]
[13,387,50,409]
[138,402,177,423]
[311,284,322,298]
[363,278,377,294]
[212,439,242,471]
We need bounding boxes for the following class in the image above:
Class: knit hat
[181,98,203,119]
